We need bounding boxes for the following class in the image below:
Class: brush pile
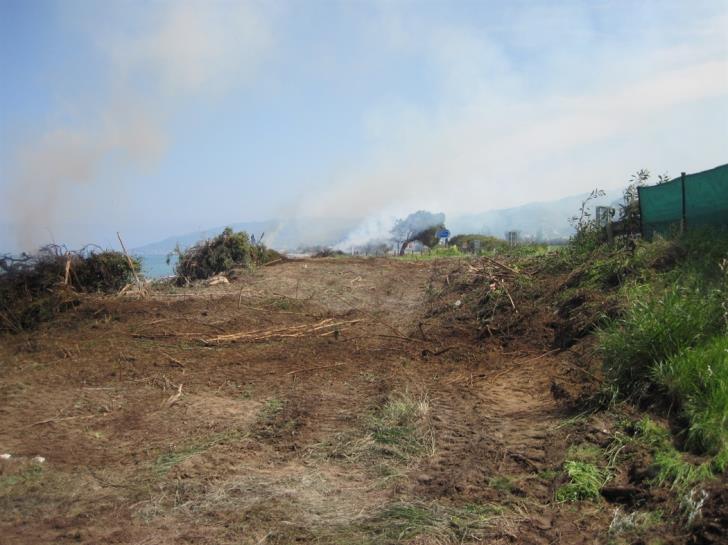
[172,227,281,284]
[0,245,141,332]
[312,247,345,258]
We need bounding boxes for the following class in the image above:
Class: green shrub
[172,227,280,281]
[73,251,141,292]
[654,335,728,454]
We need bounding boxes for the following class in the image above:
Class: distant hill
[131,189,625,255]
[448,189,623,241]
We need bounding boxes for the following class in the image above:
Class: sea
[138,254,176,279]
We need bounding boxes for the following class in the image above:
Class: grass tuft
[556,461,608,502]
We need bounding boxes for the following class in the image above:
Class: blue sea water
[138,254,176,279]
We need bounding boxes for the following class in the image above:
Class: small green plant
[627,417,720,494]
[556,461,608,502]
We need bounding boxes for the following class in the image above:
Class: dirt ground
[0,257,693,544]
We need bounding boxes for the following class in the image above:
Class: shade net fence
[638,163,728,239]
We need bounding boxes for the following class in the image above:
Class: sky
[1,0,727,251]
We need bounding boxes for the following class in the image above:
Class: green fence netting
[639,163,728,239]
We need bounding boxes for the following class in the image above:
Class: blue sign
[436,229,450,239]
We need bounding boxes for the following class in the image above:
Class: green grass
[397,246,466,260]
[556,461,608,502]
[599,283,725,397]
[624,417,721,494]
[653,335,728,454]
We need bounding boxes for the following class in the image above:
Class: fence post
[681,172,687,234]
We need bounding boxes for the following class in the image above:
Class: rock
[207,275,229,286]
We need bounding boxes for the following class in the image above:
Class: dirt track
[1,258,611,544]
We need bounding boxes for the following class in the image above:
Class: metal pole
[681,172,687,234]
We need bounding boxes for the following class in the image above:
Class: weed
[556,461,608,502]
[626,417,719,494]
[651,449,714,491]
[679,487,708,526]
[608,507,663,536]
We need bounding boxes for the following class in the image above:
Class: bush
[172,227,280,282]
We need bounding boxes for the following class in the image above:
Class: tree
[390,211,446,255]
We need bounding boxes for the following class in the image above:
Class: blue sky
[1,0,727,251]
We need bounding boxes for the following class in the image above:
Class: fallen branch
[162,383,183,408]
[500,279,517,310]
[160,351,186,368]
[201,318,362,344]
[482,255,526,276]
[117,232,146,298]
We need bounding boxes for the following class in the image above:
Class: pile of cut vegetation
[312,247,345,258]
[0,245,140,332]
[449,234,508,252]
[171,227,281,284]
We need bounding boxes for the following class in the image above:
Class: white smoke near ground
[333,213,397,251]
[6,1,273,251]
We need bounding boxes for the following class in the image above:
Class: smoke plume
[6,1,273,251]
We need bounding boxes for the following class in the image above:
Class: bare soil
[0,257,696,544]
